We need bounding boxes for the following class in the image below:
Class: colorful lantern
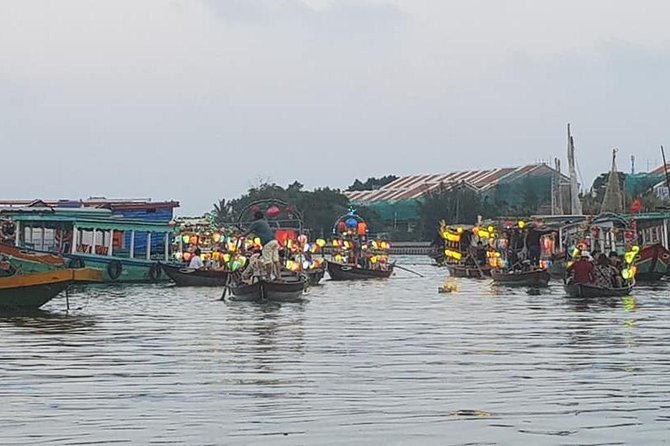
[316,239,326,248]
[346,217,358,229]
[266,205,281,218]
[357,222,367,236]
[182,235,190,244]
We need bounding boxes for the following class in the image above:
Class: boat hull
[447,263,491,278]
[0,268,102,309]
[491,269,551,287]
[0,244,66,274]
[564,282,634,298]
[326,262,394,281]
[230,277,306,303]
[63,254,166,283]
[635,244,670,281]
[161,263,231,287]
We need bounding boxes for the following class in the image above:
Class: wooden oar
[220,273,232,300]
[394,264,424,278]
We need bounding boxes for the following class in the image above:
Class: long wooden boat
[0,268,102,309]
[447,263,491,278]
[491,268,551,287]
[635,243,670,281]
[229,275,306,303]
[161,262,231,287]
[564,281,634,298]
[326,261,394,281]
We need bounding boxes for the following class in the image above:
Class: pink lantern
[266,205,280,219]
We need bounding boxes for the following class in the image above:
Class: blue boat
[2,206,174,283]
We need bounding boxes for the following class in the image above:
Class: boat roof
[4,209,172,233]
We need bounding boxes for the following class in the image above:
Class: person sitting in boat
[189,248,204,269]
[241,252,264,284]
[593,254,614,288]
[566,251,594,284]
[609,251,623,271]
[242,211,281,280]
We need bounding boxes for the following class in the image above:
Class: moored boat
[564,281,634,298]
[0,243,67,274]
[228,275,306,303]
[491,268,551,287]
[161,262,231,287]
[4,208,173,283]
[0,267,102,309]
[635,243,670,281]
[326,261,394,281]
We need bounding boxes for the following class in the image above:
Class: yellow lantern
[316,239,326,248]
[212,233,221,243]
[182,234,190,244]
[518,221,526,229]
[457,226,463,234]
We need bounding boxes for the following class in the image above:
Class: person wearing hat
[567,250,594,284]
[242,211,281,279]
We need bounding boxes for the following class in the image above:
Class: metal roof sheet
[346,163,566,204]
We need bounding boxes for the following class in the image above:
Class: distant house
[345,163,572,230]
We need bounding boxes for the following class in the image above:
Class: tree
[212,198,233,226]
[417,183,484,240]
[212,182,350,238]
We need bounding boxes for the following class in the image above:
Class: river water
[1,257,669,445]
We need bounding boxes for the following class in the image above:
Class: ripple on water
[1,258,669,445]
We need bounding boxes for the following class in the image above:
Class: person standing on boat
[566,251,594,284]
[189,247,204,269]
[525,224,542,266]
[243,211,281,279]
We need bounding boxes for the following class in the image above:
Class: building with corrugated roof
[346,163,571,231]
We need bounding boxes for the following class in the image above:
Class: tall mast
[567,124,582,215]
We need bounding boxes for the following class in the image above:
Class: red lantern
[266,205,280,219]
[630,198,642,214]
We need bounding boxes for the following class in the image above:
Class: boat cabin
[4,207,173,262]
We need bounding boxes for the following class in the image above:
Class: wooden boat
[161,263,231,287]
[228,275,306,303]
[0,268,102,309]
[326,261,394,281]
[0,244,66,274]
[446,263,491,278]
[5,209,173,283]
[564,281,634,298]
[490,268,551,287]
[635,243,670,281]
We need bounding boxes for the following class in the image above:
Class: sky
[2,0,670,215]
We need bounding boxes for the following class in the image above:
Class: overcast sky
[2,0,670,215]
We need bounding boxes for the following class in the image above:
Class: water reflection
[0,310,97,333]
[0,258,669,444]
